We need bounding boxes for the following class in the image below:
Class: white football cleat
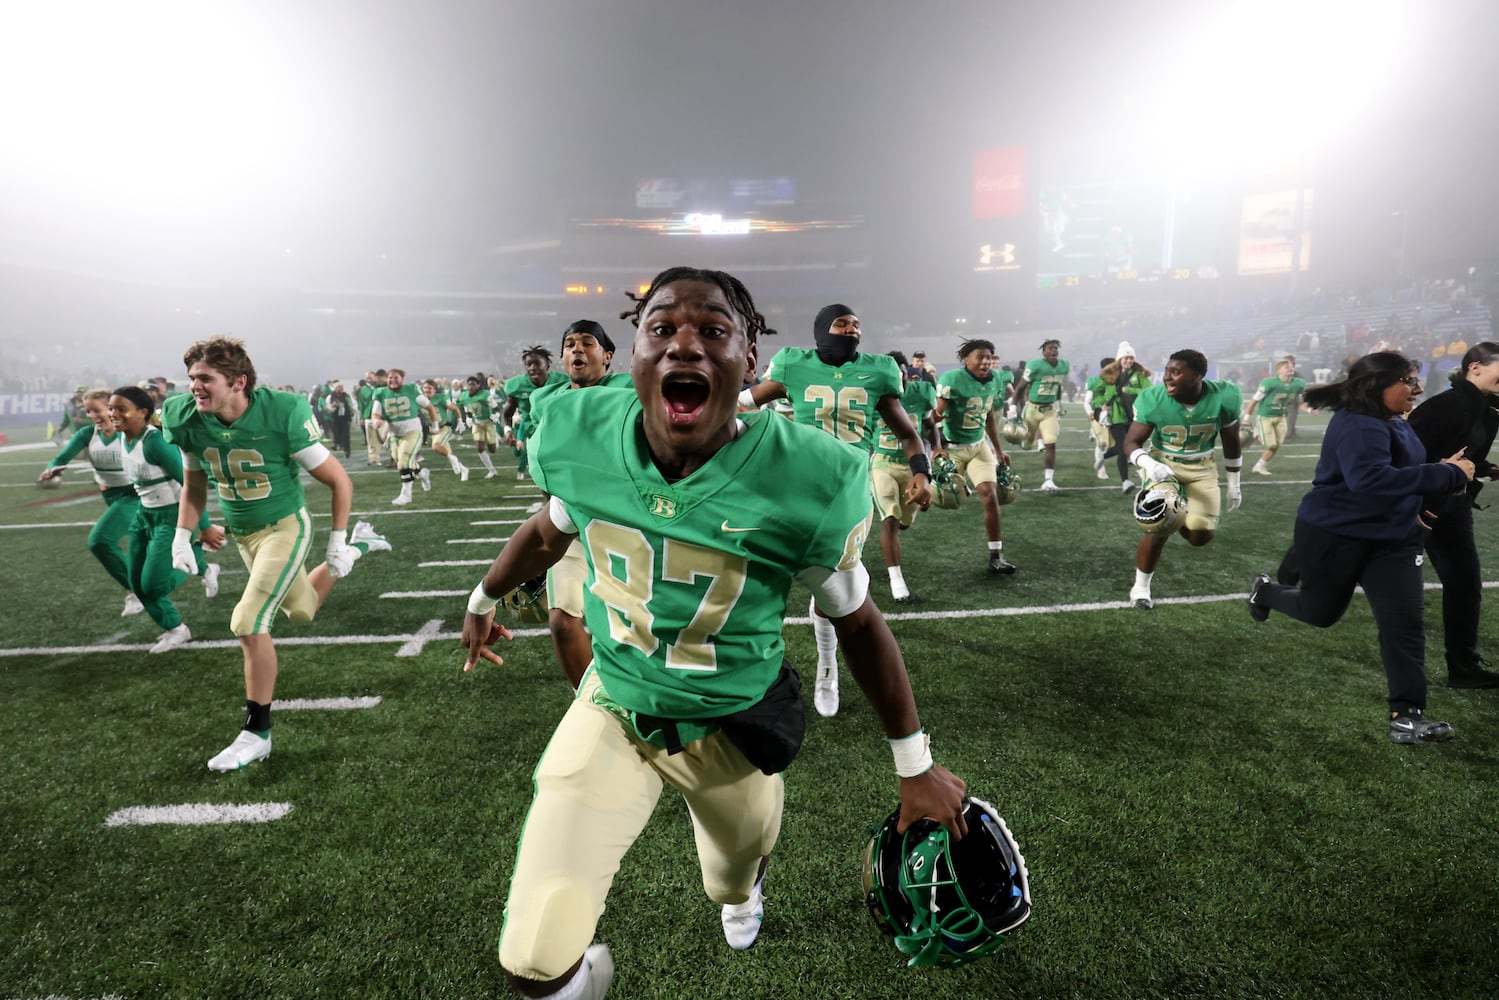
[202,562,221,599]
[721,878,765,950]
[419,467,432,492]
[391,492,411,506]
[149,623,192,654]
[484,470,498,480]
[458,465,471,482]
[1039,480,1060,492]
[813,664,839,717]
[1129,583,1154,610]
[352,520,392,553]
[207,729,272,771]
[578,943,613,1000]
[122,592,145,617]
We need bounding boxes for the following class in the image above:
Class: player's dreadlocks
[619,266,778,344]
[522,345,552,361]
[957,338,996,359]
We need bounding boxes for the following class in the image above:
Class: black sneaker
[1447,657,1499,689]
[1388,709,1455,744]
[1247,573,1271,622]
[988,553,1016,575]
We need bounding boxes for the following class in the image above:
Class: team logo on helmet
[1000,418,1026,444]
[501,573,549,624]
[931,454,972,510]
[1134,476,1189,536]
[862,795,1032,967]
[995,462,1020,506]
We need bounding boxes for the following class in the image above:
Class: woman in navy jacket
[1247,352,1474,744]
[1407,341,1499,688]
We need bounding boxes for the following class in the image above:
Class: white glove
[455,419,469,433]
[170,527,198,575]
[326,529,356,579]
[1226,471,1243,512]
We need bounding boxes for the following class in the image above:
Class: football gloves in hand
[170,527,198,576]
[326,529,357,578]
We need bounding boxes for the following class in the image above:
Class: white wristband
[889,730,933,778]
[468,582,500,616]
[1129,448,1150,469]
[174,526,194,547]
[328,529,347,548]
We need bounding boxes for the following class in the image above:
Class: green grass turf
[4,414,1499,999]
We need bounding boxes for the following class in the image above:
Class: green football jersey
[872,380,937,459]
[161,388,324,533]
[503,371,570,423]
[1254,376,1306,418]
[529,372,634,433]
[765,348,902,453]
[1133,380,1243,459]
[357,383,378,420]
[531,389,873,721]
[1023,358,1070,403]
[457,388,500,423]
[371,383,428,430]
[936,367,1011,445]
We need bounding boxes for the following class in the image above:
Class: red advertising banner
[973,147,1027,219]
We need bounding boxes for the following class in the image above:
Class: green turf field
[4,412,1499,999]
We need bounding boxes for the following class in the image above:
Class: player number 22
[585,521,748,672]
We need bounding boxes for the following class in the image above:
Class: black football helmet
[862,795,1031,967]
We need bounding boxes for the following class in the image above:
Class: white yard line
[446,537,511,544]
[104,803,293,827]
[274,696,382,710]
[396,619,445,657]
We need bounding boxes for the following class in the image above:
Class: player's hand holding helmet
[994,462,1021,505]
[1000,418,1026,444]
[501,573,549,624]
[863,794,1032,968]
[1134,476,1189,535]
[930,454,970,510]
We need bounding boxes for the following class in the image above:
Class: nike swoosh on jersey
[857,374,874,380]
[720,521,760,533]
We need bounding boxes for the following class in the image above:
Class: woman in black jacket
[1408,341,1499,688]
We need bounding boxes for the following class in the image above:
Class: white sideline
[104,803,293,827]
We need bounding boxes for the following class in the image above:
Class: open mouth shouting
[661,371,711,426]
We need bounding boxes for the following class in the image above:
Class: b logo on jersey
[649,495,677,518]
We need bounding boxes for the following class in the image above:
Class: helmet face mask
[862,796,1032,968]
[995,462,1020,505]
[1134,476,1189,535]
[502,573,549,624]
[930,454,972,510]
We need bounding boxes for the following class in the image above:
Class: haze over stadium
[0,0,1494,383]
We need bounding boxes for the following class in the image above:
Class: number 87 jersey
[532,389,874,723]
[765,347,903,454]
[161,388,328,533]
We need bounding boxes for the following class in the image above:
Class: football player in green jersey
[1123,349,1244,610]
[111,386,225,654]
[1084,356,1115,480]
[357,369,389,466]
[39,389,145,616]
[164,336,391,772]
[740,303,933,718]
[1014,339,1071,490]
[456,373,501,479]
[459,267,968,995]
[934,339,1018,575]
[868,353,940,603]
[1246,357,1307,476]
[371,368,438,506]
[421,378,471,481]
[503,348,571,481]
[526,320,635,687]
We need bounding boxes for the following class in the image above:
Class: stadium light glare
[0,1,338,237]
[1115,0,1409,171]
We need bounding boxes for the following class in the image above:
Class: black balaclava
[814,303,859,366]
[562,319,614,354]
